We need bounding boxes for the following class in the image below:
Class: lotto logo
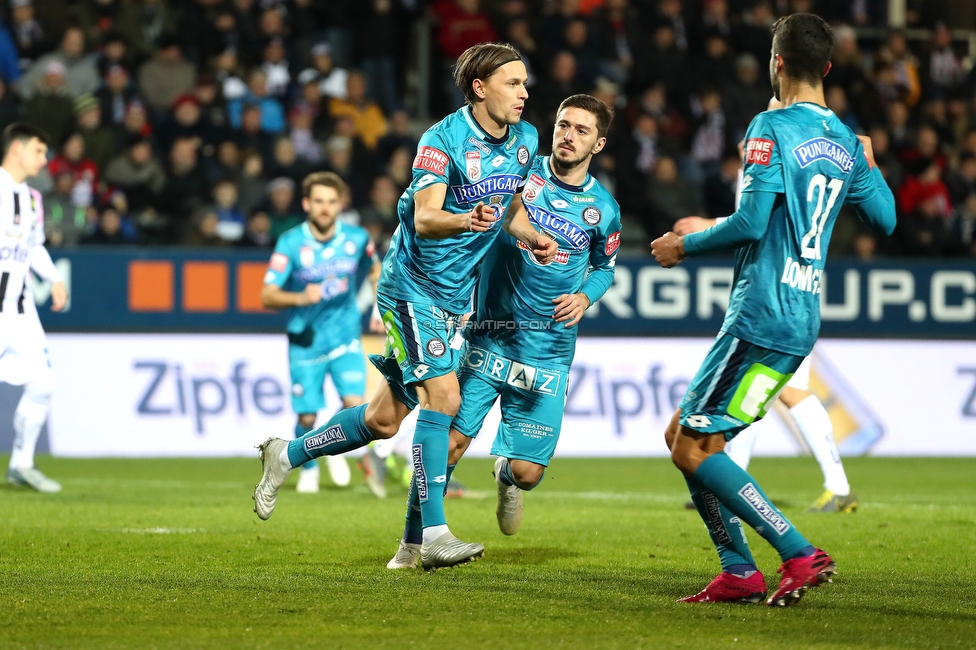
[413,146,448,175]
[744,138,774,165]
[606,231,620,255]
[685,414,712,428]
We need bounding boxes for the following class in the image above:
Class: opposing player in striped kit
[1,123,67,493]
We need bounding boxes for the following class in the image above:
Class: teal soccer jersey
[466,155,620,366]
[265,221,378,351]
[685,103,896,357]
[377,105,539,315]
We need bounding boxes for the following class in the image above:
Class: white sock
[9,381,52,470]
[790,395,850,495]
[422,524,450,544]
[278,448,293,471]
[724,424,760,471]
[299,463,318,474]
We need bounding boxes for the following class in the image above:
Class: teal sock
[412,409,452,529]
[694,452,811,562]
[443,463,456,496]
[287,404,374,468]
[403,473,423,545]
[685,474,756,571]
[294,421,316,471]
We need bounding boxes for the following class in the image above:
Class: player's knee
[664,409,681,451]
[24,370,55,403]
[297,413,317,430]
[364,408,399,440]
[511,460,545,489]
[425,389,461,418]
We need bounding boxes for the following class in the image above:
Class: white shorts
[0,311,50,386]
[787,355,811,390]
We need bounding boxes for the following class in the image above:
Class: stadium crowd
[0,0,975,258]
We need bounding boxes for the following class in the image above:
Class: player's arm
[846,135,897,236]
[364,240,385,333]
[260,250,320,309]
[28,195,67,311]
[554,210,621,327]
[502,192,558,264]
[413,183,496,238]
[652,191,777,267]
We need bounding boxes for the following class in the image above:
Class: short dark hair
[771,13,835,85]
[556,94,615,139]
[2,122,49,157]
[302,171,348,199]
[453,42,522,105]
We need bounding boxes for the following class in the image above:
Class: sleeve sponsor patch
[366,239,376,258]
[269,252,289,272]
[605,231,620,255]
[413,146,449,175]
[744,138,774,166]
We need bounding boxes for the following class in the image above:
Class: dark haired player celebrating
[253,43,557,570]
[652,14,895,606]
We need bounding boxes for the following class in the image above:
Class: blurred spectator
[295,71,335,141]
[236,211,272,248]
[723,54,770,144]
[703,154,739,219]
[826,86,862,134]
[383,145,413,195]
[868,125,903,190]
[155,93,221,159]
[432,0,497,108]
[75,0,123,50]
[651,0,690,52]
[645,155,703,237]
[854,229,879,260]
[137,36,195,115]
[502,18,540,86]
[885,30,922,107]
[115,100,153,150]
[207,140,242,185]
[6,0,42,82]
[159,137,210,238]
[103,137,166,213]
[947,153,976,206]
[357,0,403,114]
[74,94,116,173]
[730,1,774,70]
[532,51,587,127]
[697,35,735,93]
[210,180,246,242]
[632,24,690,103]
[25,60,76,148]
[898,161,952,217]
[589,0,641,86]
[287,104,322,165]
[229,0,262,64]
[228,69,285,133]
[95,65,138,129]
[260,37,291,99]
[359,175,400,252]
[237,150,268,218]
[262,176,303,240]
[0,23,22,91]
[183,210,230,247]
[375,109,417,168]
[215,48,248,101]
[899,194,956,257]
[307,42,349,101]
[21,26,99,100]
[923,22,965,95]
[337,185,361,227]
[80,207,132,245]
[232,103,275,164]
[43,170,90,247]
[561,18,601,90]
[324,134,368,206]
[887,100,913,153]
[0,78,24,130]
[329,71,387,149]
[900,125,946,176]
[193,73,228,132]
[615,112,659,214]
[826,25,869,114]
[114,0,178,64]
[95,31,131,77]
[689,86,728,180]
[199,8,242,65]
[47,132,98,206]
[267,137,309,186]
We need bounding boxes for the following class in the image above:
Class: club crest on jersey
[744,138,774,165]
[343,240,357,256]
[451,174,522,204]
[523,173,546,204]
[466,151,482,181]
[426,339,446,357]
[582,206,601,225]
[517,145,530,166]
[792,137,854,173]
[526,204,590,251]
[299,246,314,267]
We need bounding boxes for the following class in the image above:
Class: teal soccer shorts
[289,336,367,414]
[369,291,463,411]
[679,331,804,440]
[452,344,568,467]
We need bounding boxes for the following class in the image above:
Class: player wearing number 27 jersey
[652,14,896,609]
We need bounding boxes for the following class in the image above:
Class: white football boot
[252,438,292,520]
[386,540,422,569]
[494,457,523,535]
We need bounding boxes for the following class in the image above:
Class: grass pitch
[1,455,974,649]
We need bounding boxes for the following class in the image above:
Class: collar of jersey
[793,102,833,117]
[0,166,22,187]
[542,156,593,193]
[302,219,341,243]
[462,105,509,145]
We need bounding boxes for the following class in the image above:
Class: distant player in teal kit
[400,95,619,554]
[252,42,558,571]
[261,171,381,494]
[651,14,896,607]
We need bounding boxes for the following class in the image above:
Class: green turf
[2,455,974,649]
